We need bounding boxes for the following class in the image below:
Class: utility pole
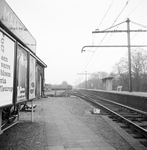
[78,71,91,89]
[84,71,87,89]
[126,18,132,92]
[82,18,147,92]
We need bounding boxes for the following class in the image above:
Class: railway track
[70,90,147,148]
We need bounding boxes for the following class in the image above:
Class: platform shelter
[102,77,113,91]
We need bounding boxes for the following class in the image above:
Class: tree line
[78,48,147,92]
[45,81,72,91]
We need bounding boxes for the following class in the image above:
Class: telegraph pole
[78,71,91,89]
[126,18,132,92]
[82,18,147,92]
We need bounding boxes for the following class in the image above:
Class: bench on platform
[117,86,123,91]
[20,102,37,112]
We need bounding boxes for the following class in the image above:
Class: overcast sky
[6,0,147,85]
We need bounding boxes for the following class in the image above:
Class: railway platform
[42,97,117,150]
[0,96,145,150]
[34,96,139,150]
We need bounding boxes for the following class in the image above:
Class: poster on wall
[0,31,15,107]
[16,45,28,102]
[29,55,36,100]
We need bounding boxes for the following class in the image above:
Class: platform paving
[0,96,145,149]
[39,97,117,150]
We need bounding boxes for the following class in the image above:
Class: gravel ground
[0,97,134,150]
[0,102,48,150]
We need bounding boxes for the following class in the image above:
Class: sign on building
[29,55,36,100]
[16,45,28,102]
[0,31,15,107]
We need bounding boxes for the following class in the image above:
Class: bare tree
[87,71,108,89]
[113,48,147,91]
[61,81,68,86]
[131,49,147,91]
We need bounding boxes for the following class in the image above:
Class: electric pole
[82,18,147,92]
[126,18,132,92]
[78,71,91,89]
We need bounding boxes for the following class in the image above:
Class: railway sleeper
[140,140,147,147]
[125,128,146,140]
[128,117,141,121]
[119,114,141,118]
[125,129,135,134]
[134,122,147,129]
[140,117,147,121]
[133,133,146,139]
[118,123,130,129]
[72,91,147,146]
[109,116,123,123]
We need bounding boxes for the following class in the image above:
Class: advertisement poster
[29,55,36,99]
[0,31,14,107]
[16,45,27,102]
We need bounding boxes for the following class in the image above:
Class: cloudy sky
[6,0,147,85]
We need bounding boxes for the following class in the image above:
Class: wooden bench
[117,86,123,91]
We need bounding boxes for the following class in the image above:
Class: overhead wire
[98,35,147,72]
[97,0,115,30]
[102,21,126,31]
[97,21,147,72]
[116,0,144,46]
[81,52,91,72]
[97,0,145,71]
[81,0,144,77]
[131,21,147,29]
[92,0,146,73]
[111,0,130,27]
[86,0,130,71]
[92,0,147,73]
[88,21,126,70]
[77,0,144,85]
[81,0,115,73]
[92,0,115,44]
[124,0,144,19]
